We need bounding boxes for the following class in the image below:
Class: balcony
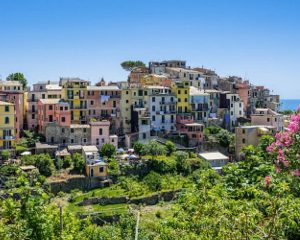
[159,101,175,105]
[1,136,16,140]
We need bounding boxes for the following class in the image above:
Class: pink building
[87,85,121,134]
[0,81,25,141]
[251,108,284,131]
[90,120,118,148]
[37,99,70,134]
[27,81,61,130]
[176,113,204,147]
[236,82,250,112]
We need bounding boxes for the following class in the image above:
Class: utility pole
[134,211,140,240]
[59,204,63,239]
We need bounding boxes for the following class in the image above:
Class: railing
[1,136,16,140]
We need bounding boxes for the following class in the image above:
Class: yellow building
[60,78,89,124]
[140,74,172,87]
[0,101,15,150]
[171,81,190,113]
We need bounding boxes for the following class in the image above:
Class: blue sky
[0,0,299,98]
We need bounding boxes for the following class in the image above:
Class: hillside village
[0,60,284,166]
[0,60,298,239]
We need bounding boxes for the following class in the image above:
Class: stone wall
[78,196,128,206]
[46,176,111,195]
[129,190,180,205]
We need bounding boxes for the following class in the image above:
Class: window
[185,98,187,102]
[152,106,155,112]
[71,129,74,133]
[65,106,68,110]
[112,138,114,142]
[61,117,65,122]
[178,98,181,102]
[242,129,245,134]
[99,128,103,135]
[152,116,155,121]
[32,114,35,119]
[71,139,74,143]
[5,106,9,112]
[5,117,9,124]
[91,100,94,105]
[83,128,87,133]
[231,111,233,116]
[267,118,270,122]
[49,115,53,122]
[42,94,45,99]
[275,118,277,122]
[178,90,181,94]
[49,105,53,110]
[51,137,54,143]
[83,138,87,143]
[152,97,155,102]
[62,128,65,133]
[242,138,246,143]
[60,106,63,111]
[126,100,129,103]
[102,138,105,143]
[96,138,99,145]
[143,133,146,139]
[99,167,104,173]
[185,90,188,94]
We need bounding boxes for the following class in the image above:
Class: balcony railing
[1,136,16,140]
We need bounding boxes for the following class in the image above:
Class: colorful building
[172,81,190,113]
[176,113,204,147]
[0,101,15,150]
[140,74,172,87]
[60,77,90,124]
[82,145,108,178]
[90,120,118,148]
[27,81,61,130]
[235,125,276,159]
[87,85,121,134]
[0,80,25,140]
[147,86,176,133]
[37,99,71,134]
[189,86,209,125]
[251,108,284,131]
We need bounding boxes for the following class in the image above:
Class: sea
[280,99,300,111]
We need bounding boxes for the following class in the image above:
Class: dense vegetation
[1,112,300,239]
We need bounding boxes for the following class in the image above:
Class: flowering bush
[267,108,300,175]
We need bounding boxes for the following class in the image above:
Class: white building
[147,86,176,133]
[227,93,244,130]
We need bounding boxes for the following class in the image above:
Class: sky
[0,0,299,99]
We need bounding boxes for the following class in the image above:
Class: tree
[21,154,54,177]
[143,171,162,191]
[216,129,234,148]
[6,72,28,88]
[165,141,176,156]
[34,154,54,177]
[174,151,190,174]
[100,143,116,158]
[133,142,144,155]
[108,158,120,177]
[120,61,146,71]
[1,150,10,160]
[72,153,85,173]
[141,140,167,160]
